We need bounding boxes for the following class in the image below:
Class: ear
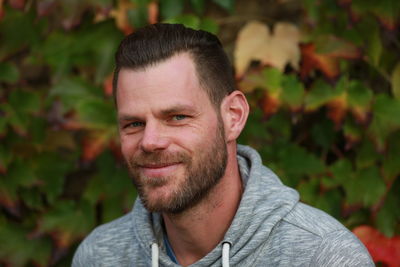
[220,91,250,142]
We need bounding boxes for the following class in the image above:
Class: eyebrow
[159,104,196,116]
[118,104,197,122]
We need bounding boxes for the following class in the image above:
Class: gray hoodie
[72,145,374,266]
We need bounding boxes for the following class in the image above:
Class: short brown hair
[113,23,236,107]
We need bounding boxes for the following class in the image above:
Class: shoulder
[280,202,374,266]
[283,202,346,236]
[72,213,135,267]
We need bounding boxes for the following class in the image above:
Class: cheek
[175,125,218,150]
[120,135,140,158]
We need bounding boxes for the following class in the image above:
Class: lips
[140,162,180,168]
[138,162,181,177]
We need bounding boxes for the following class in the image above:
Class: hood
[130,144,300,266]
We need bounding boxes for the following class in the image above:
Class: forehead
[116,53,212,114]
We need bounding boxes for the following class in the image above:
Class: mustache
[129,151,190,167]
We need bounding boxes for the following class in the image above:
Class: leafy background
[1,0,399,266]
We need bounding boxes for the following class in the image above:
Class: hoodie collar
[130,144,299,266]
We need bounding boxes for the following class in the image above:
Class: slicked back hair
[113,23,236,108]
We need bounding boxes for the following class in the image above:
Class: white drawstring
[222,242,231,267]
[151,241,230,266]
[151,243,159,267]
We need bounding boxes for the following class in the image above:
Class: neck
[162,145,243,266]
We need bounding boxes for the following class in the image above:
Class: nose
[139,121,170,153]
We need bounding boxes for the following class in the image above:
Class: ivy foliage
[0,0,399,266]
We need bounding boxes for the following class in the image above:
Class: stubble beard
[127,123,228,214]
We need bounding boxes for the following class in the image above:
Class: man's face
[116,53,227,214]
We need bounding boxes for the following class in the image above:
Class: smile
[139,162,181,177]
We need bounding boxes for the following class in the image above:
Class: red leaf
[300,37,361,80]
[353,225,400,267]
[49,231,74,249]
[60,111,84,131]
[0,189,20,217]
[376,16,398,31]
[111,0,134,35]
[148,1,158,24]
[9,0,25,10]
[103,73,114,97]
[36,0,57,17]
[109,139,124,162]
[260,92,280,118]
[300,43,340,80]
[81,132,109,162]
[327,95,348,128]
[0,1,5,21]
[351,107,371,125]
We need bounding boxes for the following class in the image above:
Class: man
[73,23,373,266]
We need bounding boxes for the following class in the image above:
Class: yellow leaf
[234,21,270,77]
[110,0,134,34]
[391,62,400,100]
[234,21,300,77]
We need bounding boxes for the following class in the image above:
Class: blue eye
[172,115,187,121]
[128,121,145,127]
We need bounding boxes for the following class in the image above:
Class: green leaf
[347,81,373,109]
[35,153,72,204]
[1,103,28,136]
[160,0,184,19]
[305,80,337,111]
[344,166,386,206]
[131,0,151,5]
[127,5,148,29]
[366,23,382,67]
[343,118,362,145]
[83,152,133,204]
[39,200,95,247]
[311,119,336,149]
[391,62,400,100]
[76,98,116,129]
[0,62,20,83]
[29,117,47,144]
[0,145,13,173]
[0,221,51,267]
[281,75,304,110]
[321,175,339,189]
[0,115,7,136]
[0,178,18,210]
[212,0,235,13]
[7,159,37,188]
[166,14,200,29]
[265,112,291,140]
[20,187,44,210]
[259,67,282,95]
[368,94,400,149]
[278,144,325,186]
[102,197,125,223]
[355,140,378,169]
[303,0,319,24]
[0,9,41,59]
[299,178,342,219]
[190,0,205,15]
[49,77,101,112]
[376,179,400,237]
[382,132,400,183]
[91,24,123,85]
[199,18,219,34]
[40,32,74,78]
[9,89,41,115]
[330,159,353,186]
[298,178,319,204]
[315,190,342,219]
